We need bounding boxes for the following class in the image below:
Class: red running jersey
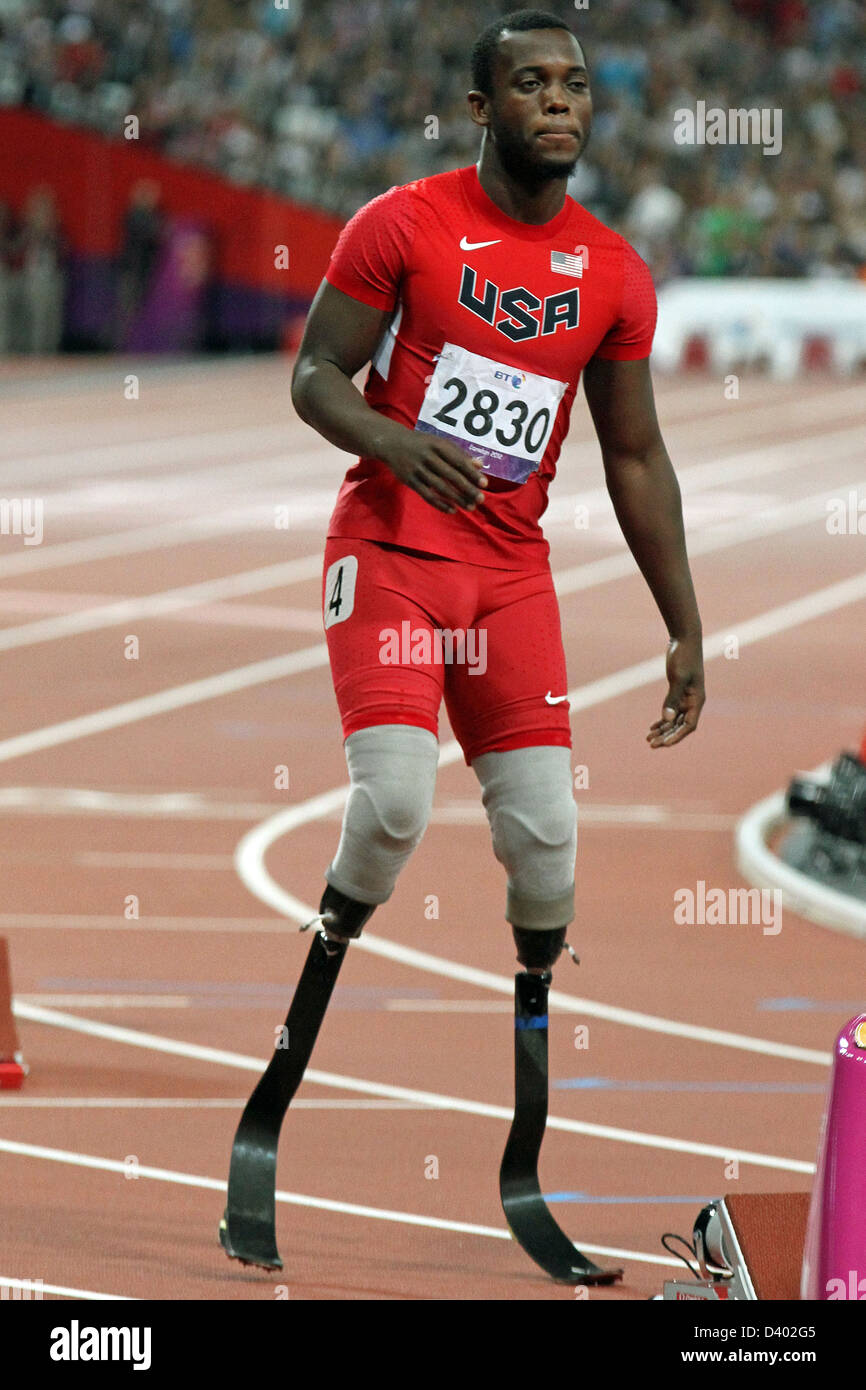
[324,163,657,570]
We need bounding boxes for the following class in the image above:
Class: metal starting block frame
[663,1199,757,1300]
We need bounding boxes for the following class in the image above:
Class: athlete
[290,8,705,966]
[222,8,705,1277]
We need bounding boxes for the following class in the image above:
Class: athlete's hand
[647,634,705,748]
[380,431,488,514]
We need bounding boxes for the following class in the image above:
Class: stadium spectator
[12,186,66,353]
[115,178,165,348]
[0,200,14,353]
[623,159,686,265]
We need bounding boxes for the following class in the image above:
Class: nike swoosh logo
[545,692,569,705]
[460,236,501,250]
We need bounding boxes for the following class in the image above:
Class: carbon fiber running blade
[500,971,623,1285]
[220,931,348,1270]
[219,1097,284,1270]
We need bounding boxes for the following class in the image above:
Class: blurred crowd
[0,0,865,354]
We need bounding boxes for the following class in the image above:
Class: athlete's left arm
[582,354,705,748]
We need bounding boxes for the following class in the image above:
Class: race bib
[414,343,567,484]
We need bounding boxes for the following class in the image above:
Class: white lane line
[0,589,323,634]
[18,995,193,1008]
[0,424,320,488]
[0,789,281,819]
[427,803,738,830]
[165,602,324,633]
[30,448,329,516]
[0,1137,758,1270]
[0,588,126,615]
[0,644,327,765]
[234,571,866,1068]
[11,1003,816,1172]
[0,787,737,830]
[0,1097,431,1109]
[41,490,333,534]
[0,1275,135,1301]
[0,511,279,580]
[74,853,234,870]
[0,555,323,654]
[0,914,289,931]
[387,1000,514,1013]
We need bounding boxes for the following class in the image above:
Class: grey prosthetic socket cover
[472,745,577,930]
[326,723,439,905]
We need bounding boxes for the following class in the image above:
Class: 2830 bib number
[414,343,567,484]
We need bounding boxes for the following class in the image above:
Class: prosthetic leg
[500,925,623,1285]
[219,884,374,1269]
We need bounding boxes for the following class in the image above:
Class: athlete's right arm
[291,280,487,515]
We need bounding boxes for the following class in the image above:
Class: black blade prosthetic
[500,969,623,1285]
[219,927,348,1270]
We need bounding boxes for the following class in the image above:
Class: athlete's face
[475,29,591,184]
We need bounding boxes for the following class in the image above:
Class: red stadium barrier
[0,108,343,299]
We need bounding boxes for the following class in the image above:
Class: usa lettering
[459,266,579,340]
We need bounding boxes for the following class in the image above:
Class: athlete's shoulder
[345,179,417,224]
[581,205,657,358]
[327,181,421,309]
[326,172,467,308]
[388,166,467,209]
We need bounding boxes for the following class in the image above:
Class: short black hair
[470,9,579,96]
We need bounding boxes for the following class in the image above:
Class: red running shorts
[322,538,572,765]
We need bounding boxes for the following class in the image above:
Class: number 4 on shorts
[324,555,358,630]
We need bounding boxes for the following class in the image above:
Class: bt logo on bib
[495,370,526,390]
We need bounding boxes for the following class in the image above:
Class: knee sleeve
[472,745,577,930]
[326,723,438,904]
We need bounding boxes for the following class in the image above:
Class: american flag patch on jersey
[550,250,583,278]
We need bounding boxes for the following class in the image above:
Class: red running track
[0,357,862,1300]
